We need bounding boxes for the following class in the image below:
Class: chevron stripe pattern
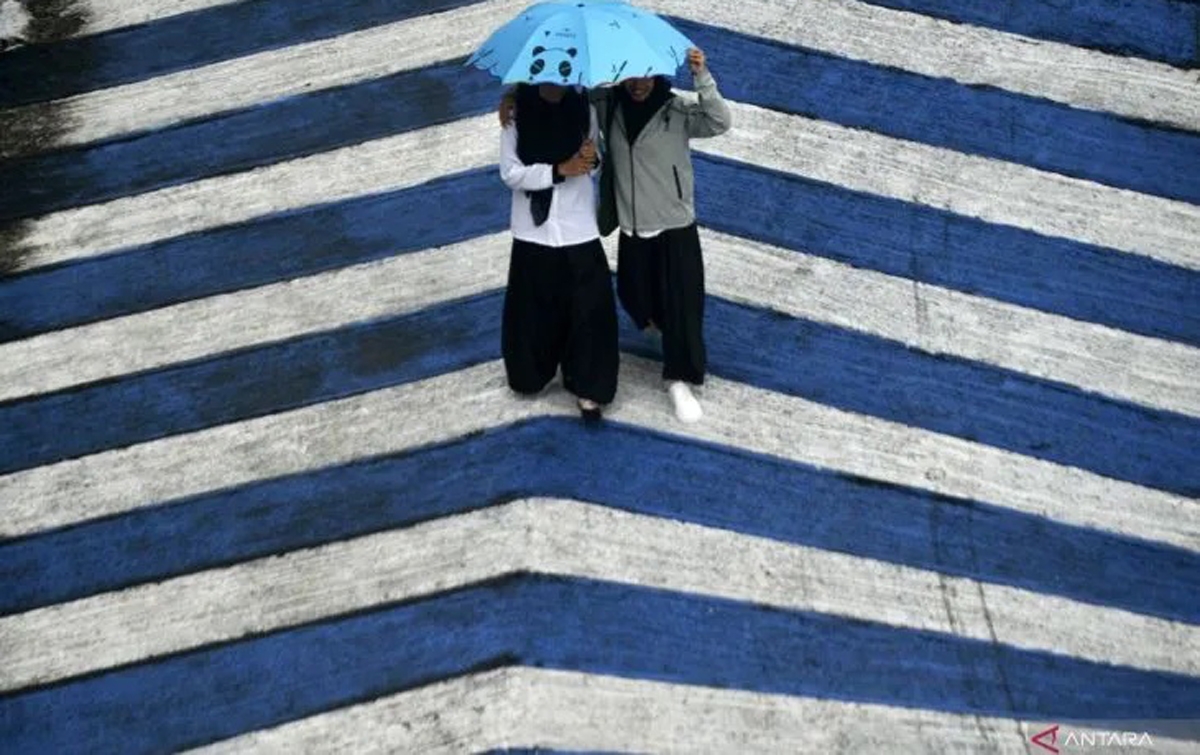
[1,0,1198,752]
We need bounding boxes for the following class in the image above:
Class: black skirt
[501,237,619,404]
[616,223,706,384]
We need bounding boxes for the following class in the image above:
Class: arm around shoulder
[498,123,556,191]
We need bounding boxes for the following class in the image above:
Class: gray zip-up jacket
[593,70,732,235]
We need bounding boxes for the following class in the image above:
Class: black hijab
[515,84,590,225]
[617,76,674,144]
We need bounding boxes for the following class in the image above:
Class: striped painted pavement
[1,0,1197,752]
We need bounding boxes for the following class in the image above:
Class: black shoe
[578,399,602,423]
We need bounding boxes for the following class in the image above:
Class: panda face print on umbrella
[466,0,693,88]
[528,45,579,83]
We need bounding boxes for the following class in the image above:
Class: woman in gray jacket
[598,48,731,422]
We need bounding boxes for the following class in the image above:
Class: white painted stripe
[3,1,531,154]
[697,230,1200,419]
[0,233,509,402]
[14,0,1196,159]
[4,500,1192,693]
[17,104,1199,275]
[0,361,545,538]
[4,228,1197,420]
[646,0,1200,132]
[193,667,1200,754]
[83,0,243,37]
[698,99,1200,270]
[3,357,1195,551]
[0,503,521,692]
[14,115,494,270]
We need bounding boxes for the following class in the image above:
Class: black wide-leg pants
[616,223,706,385]
[501,237,619,404]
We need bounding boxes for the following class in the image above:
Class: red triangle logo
[1031,724,1060,753]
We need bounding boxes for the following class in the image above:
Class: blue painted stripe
[3,281,1197,493]
[0,61,496,223]
[2,418,1196,623]
[0,291,502,473]
[695,155,1200,347]
[674,18,1200,202]
[2,418,1186,623]
[0,168,509,343]
[853,0,1199,69]
[2,160,1197,351]
[2,577,1197,753]
[697,298,1200,496]
[0,0,482,108]
[6,21,1199,222]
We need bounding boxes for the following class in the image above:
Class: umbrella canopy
[467,0,693,87]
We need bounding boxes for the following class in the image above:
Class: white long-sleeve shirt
[499,105,600,248]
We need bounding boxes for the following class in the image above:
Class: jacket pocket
[672,165,683,200]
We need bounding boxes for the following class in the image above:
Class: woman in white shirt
[499,83,618,422]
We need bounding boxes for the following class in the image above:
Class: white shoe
[577,398,603,423]
[668,381,703,423]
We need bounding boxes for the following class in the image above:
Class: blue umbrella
[467,0,694,87]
